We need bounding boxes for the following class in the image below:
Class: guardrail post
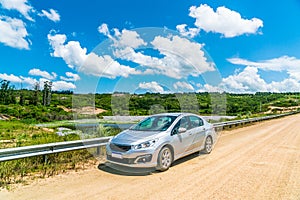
[96,146,101,156]
[43,155,48,164]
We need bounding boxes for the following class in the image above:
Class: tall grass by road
[0,120,120,189]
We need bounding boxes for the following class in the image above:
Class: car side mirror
[178,127,187,133]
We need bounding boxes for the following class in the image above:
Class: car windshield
[130,115,177,131]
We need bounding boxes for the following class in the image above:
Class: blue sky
[0,0,300,93]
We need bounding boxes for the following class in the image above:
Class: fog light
[135,154,152,163]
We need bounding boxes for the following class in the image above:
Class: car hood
[111,129,161,145]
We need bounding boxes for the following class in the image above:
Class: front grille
[110,143,131,152]
[107,155,135,164]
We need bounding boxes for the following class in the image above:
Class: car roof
[150,112,199,117]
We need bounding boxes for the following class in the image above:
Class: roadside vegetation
[0,120,120,189]
[0,149,95,189]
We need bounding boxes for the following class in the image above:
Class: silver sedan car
[106,113,217,171]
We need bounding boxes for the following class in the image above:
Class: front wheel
[157,146,173,172]
[202,136,213,154]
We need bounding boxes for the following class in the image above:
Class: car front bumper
[106,143,159,168]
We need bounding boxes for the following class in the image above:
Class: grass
[0,119,120,189]
[0,149,99,189]
[35,118,138,129]
[0,120,81,149]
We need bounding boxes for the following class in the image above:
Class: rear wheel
[202,136,213,154]
[157,146,172,171]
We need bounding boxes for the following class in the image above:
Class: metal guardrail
[0,111,299,162]
[212,112,297,128]
[0,137,111,162]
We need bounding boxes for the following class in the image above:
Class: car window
[130,115,177,131]
[138,117,154,130]
[156,117,171,128]
[179,117,189,129]
[172,116,190,134]
[189,116,204,128]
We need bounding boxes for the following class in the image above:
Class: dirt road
[1,114,300,200]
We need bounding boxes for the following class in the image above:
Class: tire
[157,146,173,172]
[202,136,213,154]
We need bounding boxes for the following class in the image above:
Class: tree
[19,91,25,105]
[0,80,15,104]
[30,82,40,105]
[42,81,52,106]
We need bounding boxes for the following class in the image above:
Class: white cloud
[39,9,60,22]
[19,76,36,85]
[60,72,80,81]
[176,24,199,38]
[151,35,215,78]
[98,23,111,38]
[0,1,60,49]
[228,56,300,81]
[203,84,224,93]
[38,78,76,91]
[48,32,141,79]
[268,79,300,93]
[52,81,76,91]
[173,81,194,91]
[48,33,87,69]
[220,66,269,93]
[98,24,146,48]
[0,73,22,82]
[0,73,52,90]
[0,73,75,91]
[113,34,215,79]
[0,0,34,21]
[0,16,30,49]
[0,73,38,87]
[29,68,57,80]
[81,53,141,78]
[113,29,147,48]
[178,4,263,38]
[98,24,216,79]
[214,65,300,93]
[113,47,162,69]
[138,81,165,93]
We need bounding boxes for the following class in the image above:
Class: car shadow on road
[98,163,156,176]
[98,151,204,176]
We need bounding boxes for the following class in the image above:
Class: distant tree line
[0,80,74,122]
[0,79,299,122]
[0,80,53,106]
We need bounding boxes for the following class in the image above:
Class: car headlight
[132,139,158,150]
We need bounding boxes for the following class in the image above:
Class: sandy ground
[58,105,107,115]
[1,114,300,200]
